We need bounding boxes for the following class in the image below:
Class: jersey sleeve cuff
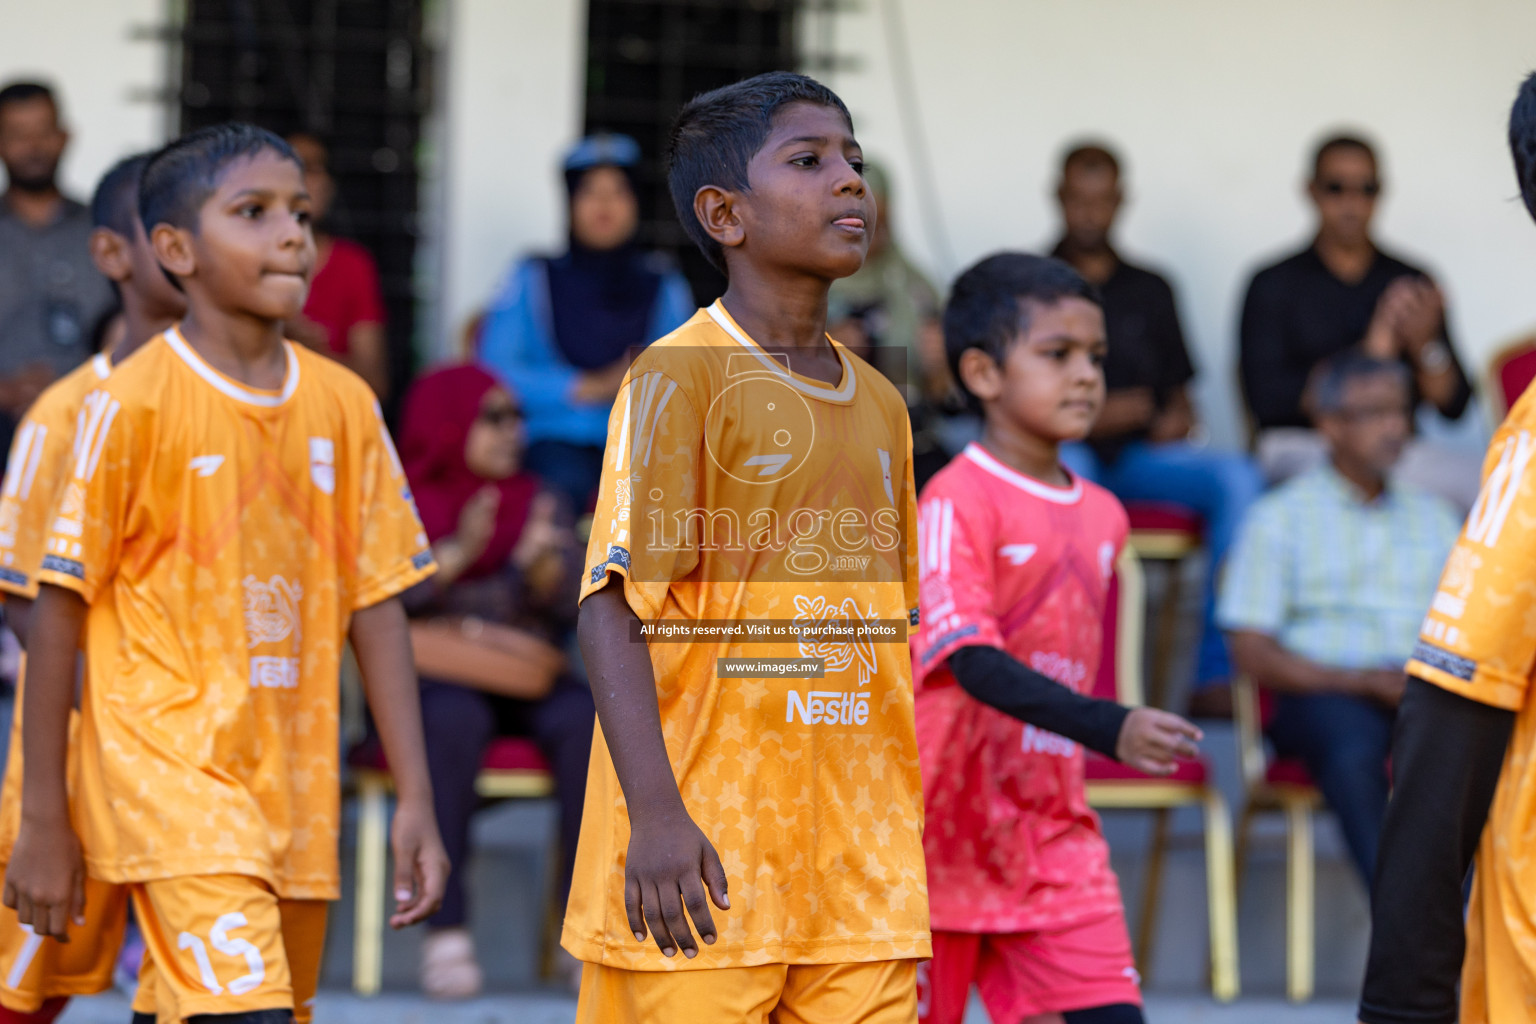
[0,570,38,601]
[353,551,437,611]
[37,557,93,603]
[577,548,662,622]
[1408,658,1525,713]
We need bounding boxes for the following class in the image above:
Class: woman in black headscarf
[476,134,694,514]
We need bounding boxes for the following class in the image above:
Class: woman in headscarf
[391,365,593,998]
[476,133,694,513]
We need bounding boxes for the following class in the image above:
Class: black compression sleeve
[948,644,1130,760]
[1358,676,1516,1024]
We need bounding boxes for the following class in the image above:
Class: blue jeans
[1267,692,1394,888]
[1060,440,1263,686]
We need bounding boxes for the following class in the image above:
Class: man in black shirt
[1240,134,1477,508]
[1054,144,1263,696]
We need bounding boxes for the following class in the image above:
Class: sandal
[421,928,483,1000]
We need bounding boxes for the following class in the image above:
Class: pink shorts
[917,914,1142,1024]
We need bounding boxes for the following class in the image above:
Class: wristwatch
[1417,339,1452,374]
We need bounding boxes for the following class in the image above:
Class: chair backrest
[1093,547,1147,706]
[1232,673,1268,791]
[1488,333,1536,422]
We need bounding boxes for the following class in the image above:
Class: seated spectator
[392,366,594,997]
[284,132,390,397]
[477,133,694,513]
[1240,134,1479,509]
[1218,350,1461,887]
[1052,143,1263,697]
[0,81,115,444]
[829,161,969,491]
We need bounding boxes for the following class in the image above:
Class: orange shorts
[0,875,131,1013]
[576,958,918,1024]
[126,876,326,1024]
[917,915,1142,1024]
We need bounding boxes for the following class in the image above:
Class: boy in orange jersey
[566,72,929,1022]
[1358,72,1536,1024]
[0,152,184,1024]
[3,123,448,1024]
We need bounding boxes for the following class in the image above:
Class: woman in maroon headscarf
[393,365,592,998]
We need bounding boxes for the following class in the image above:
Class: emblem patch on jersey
[309,437,336,495]
[188,455,225,478]
[793,594,878,687]
[244,574,303,649]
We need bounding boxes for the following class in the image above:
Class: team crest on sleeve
[309,438,336,495]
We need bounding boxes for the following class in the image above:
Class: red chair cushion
[1497,344,1536,413]
[482,736,550,773]
[1264,757,1314,787]
[1125,502,1204,536]
[348,736,550,774]
[1084,750,1210,785]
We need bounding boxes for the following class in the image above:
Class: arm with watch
[1363,274,1470,419]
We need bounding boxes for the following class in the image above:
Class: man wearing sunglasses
[1239,135,1477,510]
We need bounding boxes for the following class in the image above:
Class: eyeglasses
[1320,180,1381,198]
[477,405,524,428]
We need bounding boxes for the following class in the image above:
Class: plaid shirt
[1218,465,1462,669]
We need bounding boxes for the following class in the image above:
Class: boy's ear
[957,348,1003,404]
[88,227,133,283]
[693,185,745,255]
[150,222,195,283]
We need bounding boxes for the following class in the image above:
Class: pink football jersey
[912,441,1129,933]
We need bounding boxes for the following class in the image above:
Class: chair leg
[1149,558,1185,709]
[1134,808,1170,980]
[353,775,388,997]
[1282,795,1315,1003]
[1201,789,1241,1002]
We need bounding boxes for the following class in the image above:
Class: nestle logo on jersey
[786,689,870,726]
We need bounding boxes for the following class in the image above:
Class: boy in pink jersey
[912,253,1203,1024]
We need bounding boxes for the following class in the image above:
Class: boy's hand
[1116,708,1202,776]
[388,797,450,929]
[4,818,85,941]
[625,810,730,959]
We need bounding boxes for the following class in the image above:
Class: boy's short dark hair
[91,153,152,238]
[667,71,852,274]
[1312,133,1378,180]
[0,81,56,119]
[1511,71,1536,221]
[139,123,301,235]
[1304,347,1410,421]
[943,253,1102,393]
[1061,142,1121,180]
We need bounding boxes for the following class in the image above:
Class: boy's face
[154,150,316,322]
[962,296,1107,444]
[711,101,872,280]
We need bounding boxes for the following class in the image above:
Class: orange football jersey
[1408,386,1536,1021]
[0,353,113,863]
[562,302,930,970]
[36,327,433,899]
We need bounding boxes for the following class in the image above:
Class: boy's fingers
[391,845,416,910]
[624,874,647,941]
[679,876,715,952]
[658,881,697,958]
[3,881,15,911]
[702,843,731,911]
[44,902,69,943]
[13,893,31,929]
[640,883,674,956]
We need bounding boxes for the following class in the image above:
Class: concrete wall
[0,0,168,200]
[431,0,586,360]
[817,0,1536,448]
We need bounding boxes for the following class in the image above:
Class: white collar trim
[165,326,300,407]
[962,442,1083,504]
[706,301,856,401]
[90,354,111,380]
